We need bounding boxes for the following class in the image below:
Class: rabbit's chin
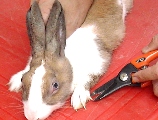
[23,101,64,120]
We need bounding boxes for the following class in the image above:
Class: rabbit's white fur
[65,26,107,109]
[8,58,31,92]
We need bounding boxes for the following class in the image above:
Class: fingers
[133,34,158,97]
[30,0,93,37]
[152,80,158,97]
[30,0,55,24]
[30,0,36,6]
[142,34,158,53]
[39,0,55,24]
[59,0,94,37]
[132,63,158,83]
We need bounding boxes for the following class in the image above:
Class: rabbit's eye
[52,82,59,91]
[52,82,59,90]
[49,82,59,95]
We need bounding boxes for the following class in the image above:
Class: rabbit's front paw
[71,85,92,110]
[8,71,23,92]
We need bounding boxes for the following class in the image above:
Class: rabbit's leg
[71,75,92,109]
[65,27,107,110]
[8,57,31,92]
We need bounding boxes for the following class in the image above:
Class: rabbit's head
[23,1,72,119]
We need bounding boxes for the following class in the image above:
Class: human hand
[30,0,93,37]
[132,34,158,96]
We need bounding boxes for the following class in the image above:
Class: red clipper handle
[131,50,158,69]
[131,50,158,87]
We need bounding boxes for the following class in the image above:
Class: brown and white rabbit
[8,0,133,119]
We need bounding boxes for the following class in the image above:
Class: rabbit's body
[8,0,133,119]
[66,0,133,109]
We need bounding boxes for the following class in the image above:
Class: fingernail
[142,46,149,53]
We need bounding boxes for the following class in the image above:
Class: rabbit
[8,0,133,119]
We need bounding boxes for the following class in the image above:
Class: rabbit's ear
[45,0,66,57]
[26,1,45,57]
[57,8,66,57]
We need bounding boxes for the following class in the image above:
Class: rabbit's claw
[71,85,92,110]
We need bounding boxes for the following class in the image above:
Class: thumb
[142,34,158,53]
[132,63,158,83]
[152,80,158,97]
